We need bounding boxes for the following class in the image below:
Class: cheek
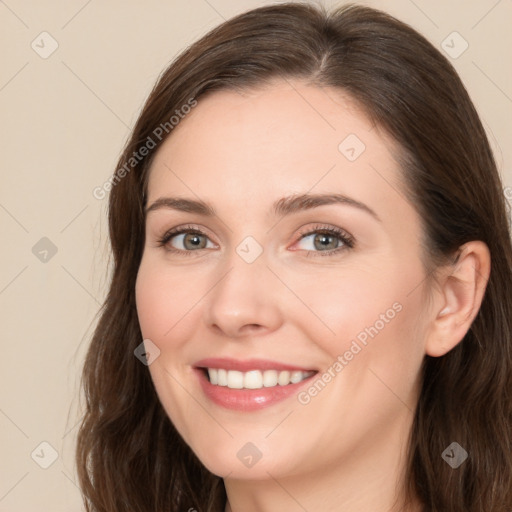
[289,262,426,379]
[135,259,204,440]
[135,257,206,344]
[292,274,425,433]
[287,269,400,349]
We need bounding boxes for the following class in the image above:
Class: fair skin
[135,80,490,512]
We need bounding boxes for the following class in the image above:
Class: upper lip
[194,357,317,372]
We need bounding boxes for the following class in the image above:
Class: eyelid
[299,224,353,241]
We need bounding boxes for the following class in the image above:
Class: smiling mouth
[200,368,317,390]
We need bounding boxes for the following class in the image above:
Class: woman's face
[135,80,431,480]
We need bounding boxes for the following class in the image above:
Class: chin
[191,440,307,481]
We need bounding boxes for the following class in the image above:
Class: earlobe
[425,241,491,357]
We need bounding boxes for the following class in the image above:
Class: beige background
[0,0,510,510]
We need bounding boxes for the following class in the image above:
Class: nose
[203,252,284,339]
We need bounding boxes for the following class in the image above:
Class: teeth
[206,368,313,389]
[217,368,227,386]
[262,370,278,387]
[290,371,304,384]
[278,370,290,386]
[228,370,244,389]
[244,370,262,389]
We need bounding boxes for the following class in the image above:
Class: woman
[76,3,512,511]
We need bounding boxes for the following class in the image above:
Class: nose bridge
[203,241,282,336]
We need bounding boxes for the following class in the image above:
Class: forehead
[146,80,411,226]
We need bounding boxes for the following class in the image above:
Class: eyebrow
[145,193,381,222]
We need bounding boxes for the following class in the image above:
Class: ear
[425,241,491,357]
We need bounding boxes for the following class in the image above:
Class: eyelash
[156,223,355,257]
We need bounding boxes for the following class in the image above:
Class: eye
[293,225,354,255]
[156,224,354,256]
[157,226,216,253]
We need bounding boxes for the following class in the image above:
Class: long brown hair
[76,3,512,511]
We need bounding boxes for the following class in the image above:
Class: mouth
[193,357,318,411]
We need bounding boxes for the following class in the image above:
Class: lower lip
[195,368,316,411]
